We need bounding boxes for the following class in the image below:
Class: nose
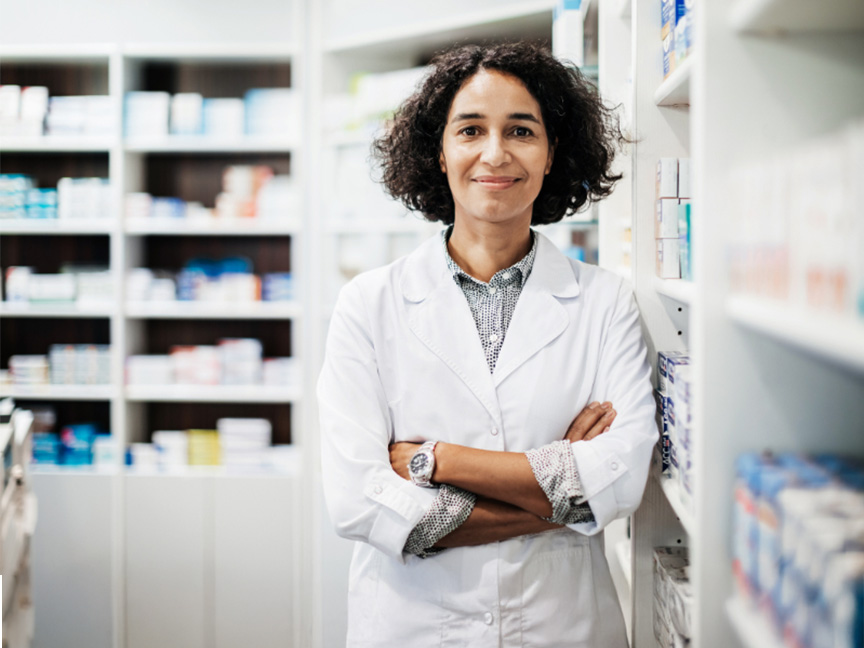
[480,133,510,167]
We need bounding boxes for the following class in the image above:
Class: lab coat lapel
[400,235,502,424]
[492,233,581,387]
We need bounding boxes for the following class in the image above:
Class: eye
[514,126,534,137]
[459,126,479,137]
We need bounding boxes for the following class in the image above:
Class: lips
[473,176,521,190]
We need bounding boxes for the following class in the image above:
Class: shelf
[125,384,301,404]
[654,277,694,304]
[730,0,864,34]
[654,56,692,107]
[725,597,785,648]
[0,302,114,318]
[327,218,432,234]
[0,136,117,152]
[537,219,600,231]
[124,218,300,236]
[0,219,116,235]
[31,465,120,476]
[123,136,297,153]
[655,472,695,536]
[121,42,296,61]
[125,301,301,320]
[0,385,117,401]
[615,539,633,589]
[324,0,554,56]
[726,295,864,374]
[0,43,115,62]
[124,463,301,478]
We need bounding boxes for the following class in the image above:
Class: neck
[447,217,533,283]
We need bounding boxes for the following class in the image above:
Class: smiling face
[439,69,554,231]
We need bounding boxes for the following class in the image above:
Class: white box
[655,198,680,239]
[656,158,678,199]
[678,158,691,199]
[170,93,203,135]
[657,239,681,279]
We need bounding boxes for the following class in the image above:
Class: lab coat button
[374,485,383,494]
[483,612,493,625]
[489,333,499,342]
[610,462,619,471]
[489,287,497,295]
[491,427,499,436]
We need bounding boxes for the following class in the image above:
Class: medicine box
[661,0,676,40]
[658,350,690,395]
[656,199,680,239]
[677,158,691,198]
[656,239,681,279]
[662,32,676,80]
[656,158,678,199]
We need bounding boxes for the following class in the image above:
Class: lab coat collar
[400,230,581,421]
[400,229,581,303]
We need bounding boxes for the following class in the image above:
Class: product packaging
[656,239,681,279]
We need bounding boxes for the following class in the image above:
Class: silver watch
[408,441,438,488]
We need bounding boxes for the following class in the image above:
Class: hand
[389,441,422,480]
[564,401,616,443]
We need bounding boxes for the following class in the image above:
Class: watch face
[410,452,429,475]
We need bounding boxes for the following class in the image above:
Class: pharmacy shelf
[654,56,693,107]
[324,0,554,55]
[327,218,432,234]
[538,219,600,231]
[121,42,296,61]
[0,385,117,401]
[0,43,115,61]
[654,277,694,304]
[729,0,864,34]
[31,465,121,476]
[654,472,695,536]
[615,539,633,589]
[125,384,301,404]
[726,295,864,375]
[0,219,115,235]
[0,136,117,152]
[124,218,301,236]
[123,136,298,153]
[125,301,302,320]
[124,463,301,478]
[725,597,785,648]
[0,302,114,318]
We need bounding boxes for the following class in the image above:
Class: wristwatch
[408,441,438,488]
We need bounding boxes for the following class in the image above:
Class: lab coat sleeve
[317,278,439,561]
[567,279,658,535]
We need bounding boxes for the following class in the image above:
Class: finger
[584,409,616,441]
[565,402,609,441]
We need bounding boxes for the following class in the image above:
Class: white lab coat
[318,231,657,648]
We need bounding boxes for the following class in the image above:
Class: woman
[318,42,657,647]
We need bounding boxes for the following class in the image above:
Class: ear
[439,150,447,174]
[545,138,557,175]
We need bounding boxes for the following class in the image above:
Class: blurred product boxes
[0,174,112,221]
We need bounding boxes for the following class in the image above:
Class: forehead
[448,70,543,119]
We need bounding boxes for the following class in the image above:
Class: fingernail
[601,402,612,410]
[588,401,599,409]
[603,426,610,433]
[605,410,616,418]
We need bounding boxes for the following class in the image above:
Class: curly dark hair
[372,41,627,226]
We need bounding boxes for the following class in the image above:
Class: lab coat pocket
[520,541,596,648]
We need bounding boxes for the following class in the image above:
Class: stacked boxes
[655,158,692,280]
[653,546,693,647]
[728,119,864,320]
[28,405,112,468]
[187,430,220,466]
[0,174,111,221]
[125,166,297,225]
[732,453,864,648]
[125,338,296,388]
[7,345,111,386]
[125,88,297,139]
[662,0,694,80]
[656,351,694,508]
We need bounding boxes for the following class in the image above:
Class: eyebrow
[451,112,542,124]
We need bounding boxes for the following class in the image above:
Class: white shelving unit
[1,30,308,648]
[597,0,864,646]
